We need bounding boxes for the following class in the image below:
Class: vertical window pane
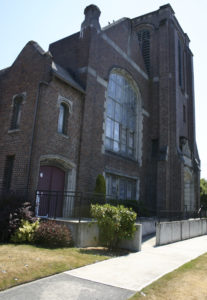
[122,128,127,144]
[113,141,119,152]
[121,127,127,153]
[107,98,115,118]
[116,85,122,103]
[58,103,69,135]
[108,80,116,98]
[58,104,64,133]
[119,179,126,200]
[106,118,114,138]
[114,122,119,141]
[105,137,112,150]
[122,106,127,127]
[115,103,122,122]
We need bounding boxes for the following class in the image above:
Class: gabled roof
[52,62,85,94]
[28,41,84,93]
[0,40,84,94]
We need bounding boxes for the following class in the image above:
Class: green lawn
[130,252,207,300]
[0,244,116,291]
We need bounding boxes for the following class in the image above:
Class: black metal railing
[35,190,207,222]
[35,190,107,221]
[156,206,207,222]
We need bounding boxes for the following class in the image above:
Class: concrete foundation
[156,218,207,246]
[55,219,142,251]
[137,218,156,236]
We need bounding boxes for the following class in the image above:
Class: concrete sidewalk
[0,235,207,299]
[67,235,207,291]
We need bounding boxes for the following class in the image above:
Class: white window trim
[57,95,73,113]
[57,95,73,136]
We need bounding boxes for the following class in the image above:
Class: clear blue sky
[1,0,207,179]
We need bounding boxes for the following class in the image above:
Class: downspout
[26,81,49,198]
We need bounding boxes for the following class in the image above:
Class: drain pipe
[26,81,49,198]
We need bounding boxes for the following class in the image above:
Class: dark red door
[37,166,65,218]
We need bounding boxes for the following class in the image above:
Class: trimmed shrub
[93,174,106,203]
[108,199,152,217]
[10,219,40,243]
[94,174,106,196]
[91,204,137,248]
[34,220,72,248]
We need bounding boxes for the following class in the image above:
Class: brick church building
[0,4,200,216]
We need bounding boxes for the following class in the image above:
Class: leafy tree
[200,178,207,209]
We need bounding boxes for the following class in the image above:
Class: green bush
[108,199,152,217]
[34,220,72,248]
[10,219,40,243]
[200,178,207,210]
[0,193,36,242]
[91,204,137,248]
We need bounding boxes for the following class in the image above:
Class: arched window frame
[104,69,143,164]
[57,95,72,136]
[10,92,26,130]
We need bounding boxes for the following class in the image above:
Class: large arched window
[105,71,139,159]
[58,103,69,135]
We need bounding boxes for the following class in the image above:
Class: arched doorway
[37,165,65,218]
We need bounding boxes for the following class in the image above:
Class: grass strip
[130,252,207,300]
[0,244,121,291]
